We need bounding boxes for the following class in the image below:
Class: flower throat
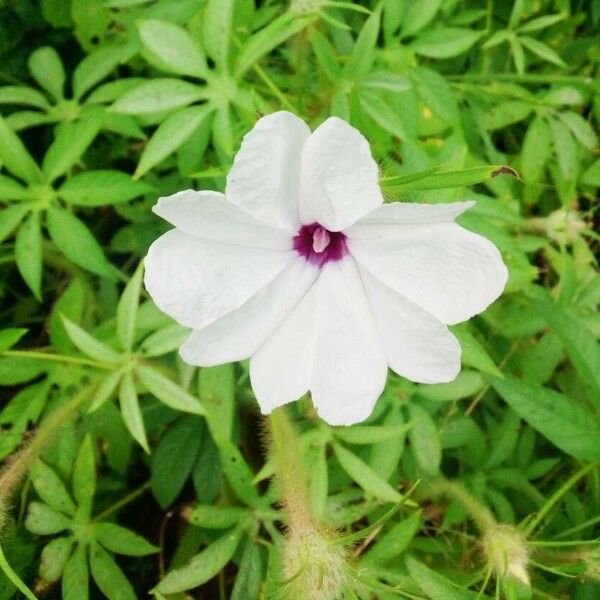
[293,223,348,266]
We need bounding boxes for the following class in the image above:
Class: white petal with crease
[226,111,310,230]
[348,222,508,325]
[299,117,383,231]
[311,259,388,426]
[250,281,317,415]
[153,190,292,250]
[180,258,319,366]
[346,200,475,240]
[144,229,292,330]
[361,268,461,383]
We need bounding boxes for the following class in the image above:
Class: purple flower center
[293,223,347,266]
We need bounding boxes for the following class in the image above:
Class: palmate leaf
[119,372,149,453]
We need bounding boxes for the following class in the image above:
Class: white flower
[144,112,508,426]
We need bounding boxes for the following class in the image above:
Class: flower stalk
[428,478,530,586]
[0,387,89,535]
[267,407,349,600]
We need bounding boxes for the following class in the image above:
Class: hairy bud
[482,524,530,585]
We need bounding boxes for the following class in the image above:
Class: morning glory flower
[144,112,508,426]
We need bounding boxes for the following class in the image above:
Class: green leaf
[0,328,27,352]
[46,206,115,279]
[135,105,212,177]
[202,0,234,69]
[157,528,242,593]
[0,85,50,108]
[517,13,565,33]
[400,0,442,37]
[119,372,149,453]
[309,28,340,82]
[509,34,525,74]
[137,365,205,415]
[333,442,402,503]
[138,19,208,78]
[39,537,75,582]
[199,364,235,439]
[217,438,263,507]
[60,170,154,206]
[89,368,126,411]
[411,28,482,58]
[490,376,600,461]
[360,89,409,139]
[0,174,29,200]
[151,418,203,508]
[582,158,600,186]
[30,460,76,515]
[521,115,552,202]
[0,116,43,183]
[72,435,96,518]
[406,555,476,600]
[186,505,249,529]
[408,404,441,476]
[413,66,459,125]
[110,79,205,114]
[559,111,598,151]
[230,539,264,600]
[520,36,565,67]
[235,13,315,77]
[28,46,65,99]
[532,296,600,403]
[449,324,503,377]
[549,116,578,183]
[381,164,515,191]
[89,543,136,600]
[481,100,532,131]
[139,323,190,357]
[363,510,421,565]
[15,211,42,300]
[25,501,72,535]
[62,545,89,600]
[61,316,121,363]
[416,371,485,402]
[116,262,144,351]
[0,199,29,247]
[343,8,381,79]
[73,44,134,100]
[42,108,104,182]
[334,422,412,444]
[94,523,158,556]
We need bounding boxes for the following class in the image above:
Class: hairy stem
[0,386,89,535]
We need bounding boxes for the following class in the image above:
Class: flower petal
[249,277,318,415]
[361,268,461,383]
[153,190,292,250]
[299,117,383,231]
[144,229,291,330]
[180,258,319,366]
[226,111,310,230]
[310,259,387,426]
[348,222,508,325]
[346,201,475,239]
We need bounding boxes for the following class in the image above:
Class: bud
[530,208,587,245]
[282,525,349,600]
[482,524,530,585]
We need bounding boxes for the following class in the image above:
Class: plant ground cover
[0,0,599,598]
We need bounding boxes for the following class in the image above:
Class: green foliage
[0,1,599,599]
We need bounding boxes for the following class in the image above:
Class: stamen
[312,226,331,253]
